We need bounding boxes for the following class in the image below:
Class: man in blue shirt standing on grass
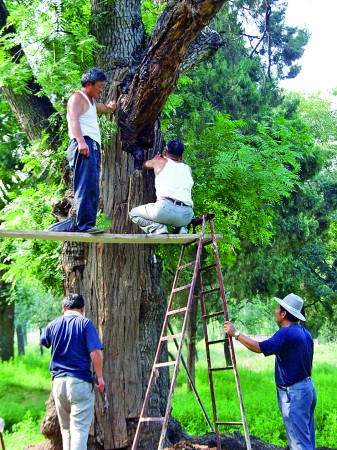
[224,293,317,450]
[40,294,104,450]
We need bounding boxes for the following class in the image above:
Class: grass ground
[171,340,337,448]
[0,339,51,450]
[1,338,337,449]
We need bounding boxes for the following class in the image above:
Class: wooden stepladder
[131,214,251,450]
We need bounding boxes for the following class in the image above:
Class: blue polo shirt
[40,311,103,383]
[259,323,313,387]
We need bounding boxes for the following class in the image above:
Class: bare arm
[96,100,117,114]
[224,321,262,354]
[90,349,105,392]
[67,92,90,156]
[144,155,167,176]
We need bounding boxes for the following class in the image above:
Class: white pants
[53,376,95,450]
[129,199,194,233]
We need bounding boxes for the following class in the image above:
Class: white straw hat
[275,293,306,321]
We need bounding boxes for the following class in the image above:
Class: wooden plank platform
[0,229,222,244]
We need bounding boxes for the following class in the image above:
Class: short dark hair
[62,294,85,310]
[81,68,107,87]
[280,305,300,323]
[166,138,184,157]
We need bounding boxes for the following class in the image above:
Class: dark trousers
[67,137,100,232]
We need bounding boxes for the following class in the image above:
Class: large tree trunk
[1,0,228,447]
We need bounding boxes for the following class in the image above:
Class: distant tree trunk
[24,324,28,345]
[16,325,25,355]
[0,294,14,361]
[39,328,44,356]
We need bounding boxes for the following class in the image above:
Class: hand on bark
[95,377,105,392]
[106,100,117,113]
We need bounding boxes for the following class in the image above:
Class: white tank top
[67,91,101,145]
[155,158,194,207]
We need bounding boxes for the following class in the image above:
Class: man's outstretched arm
[224,321,262,353]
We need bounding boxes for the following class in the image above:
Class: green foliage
[0,0,96,102]
[99,115,118,147]
[3,412,45,450]
[141,0,166,36]
[188,113,312,251]
[0,183,64,293]
[0,96,29,208]
[267,10,310,80]
[0,350,50,430]
[235,0,310,80]
[14,281,61,330]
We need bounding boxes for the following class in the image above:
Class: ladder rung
[207,338,227,345]
[155,361,177,368]
[203,311,224,319]
[140,417,165,423]
[173,283,192,293]
[210,366,233,371]
[167,307,187,316]
[216,421,244,426]
[199,263,216,272]
[161,333,182,341]
[178,260,196,270]
[201,287,220,295]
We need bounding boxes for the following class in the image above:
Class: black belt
[161,197,188,206]
[278,377,311,390]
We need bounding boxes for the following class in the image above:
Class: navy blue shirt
[40,311,103,383]
[259,324,313,387]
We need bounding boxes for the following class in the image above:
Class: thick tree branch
[0,0,57,144]
[180,26,224,73]
[119,0,228,152]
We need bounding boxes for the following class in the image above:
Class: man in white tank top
[67,68,116,233]
[129,138,194,234]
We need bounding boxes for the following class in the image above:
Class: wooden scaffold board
[0,229,222,244]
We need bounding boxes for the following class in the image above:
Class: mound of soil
[165,431,336,450]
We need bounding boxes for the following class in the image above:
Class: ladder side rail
[130,339,168,450]
[208,219,252,450]
[157,218,209,449]
[208,218,230,321]
[197,269,222,450]
[131,244,188,450]
[167,322,214,431]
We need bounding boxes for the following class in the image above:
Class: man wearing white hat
[224,293,316,450]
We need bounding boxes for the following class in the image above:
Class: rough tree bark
[0,0,228,448]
